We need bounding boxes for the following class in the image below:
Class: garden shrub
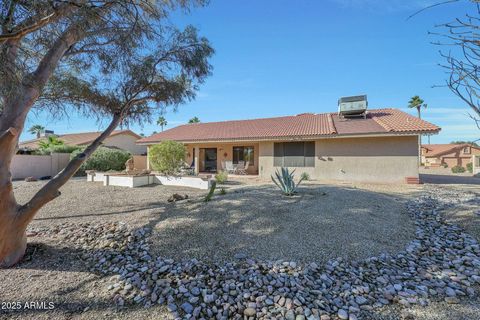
[451,165,466,173]
[467,162,473,173]
[71,146,131,175]
[39,144,80,155]
[149,140,186,175]
[215,171,228,183]
[300,172,310,181]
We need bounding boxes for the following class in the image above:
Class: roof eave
[137,130,440,145]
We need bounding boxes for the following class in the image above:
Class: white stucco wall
[11,153,71,180]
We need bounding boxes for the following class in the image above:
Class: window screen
[273,141,315,167]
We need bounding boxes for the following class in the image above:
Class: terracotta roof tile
[422,143,476,157]
[138,108,440,144]
[19,130,140,150]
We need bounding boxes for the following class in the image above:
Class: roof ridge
[327,113,337,134]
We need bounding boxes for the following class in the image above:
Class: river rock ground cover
[1,179,479,319]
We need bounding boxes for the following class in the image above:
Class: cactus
[204,180,217,202]
[271,167,304,196]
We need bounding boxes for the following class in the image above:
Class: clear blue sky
[23,0,478,143]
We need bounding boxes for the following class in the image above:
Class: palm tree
[28,125,45,138]
[38,136,64,151]
[188,116,200,123]
[408,95,427,119]
[157,116,167,132]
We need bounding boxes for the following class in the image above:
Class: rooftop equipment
[338,95,368,119]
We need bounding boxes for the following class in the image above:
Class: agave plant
[271,167,304,196]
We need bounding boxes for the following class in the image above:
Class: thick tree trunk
[0,113,123,267]
[0,208,28,268]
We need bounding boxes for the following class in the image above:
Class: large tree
[0,0,213,267]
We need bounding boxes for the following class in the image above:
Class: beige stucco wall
[104,134,146,155]
[11,153,71,180]
[259,135,419,184]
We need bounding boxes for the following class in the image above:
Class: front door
[200,148,217,172]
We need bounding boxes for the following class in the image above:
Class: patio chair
[225,161,236,174]
[237,161,249,175]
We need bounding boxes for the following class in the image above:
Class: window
[274,142,315,167]
[463,146,471,154]
[233,146,254,165]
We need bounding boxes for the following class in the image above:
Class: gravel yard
[1,179,480,320]
[150,183,415,263]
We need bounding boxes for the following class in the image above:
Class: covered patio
[184,142,259,175]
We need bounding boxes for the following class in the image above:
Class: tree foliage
[71,147,131,174]
[157,116,167,131]
[28,125,45,138]
[188,116,200,123]
[408,95,427,119]
[451,140,479,146]
[149,140,186,175]
[0,0,214,267]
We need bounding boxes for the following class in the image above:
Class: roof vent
[42,130,55,137]
[338,95,368,119]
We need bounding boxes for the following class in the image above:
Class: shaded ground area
[0,238,174,320]
[150,183,416,264]
[13,178,205,229]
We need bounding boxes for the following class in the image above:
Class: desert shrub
[219,187,226,195]
[71,147,131,175]
[442,163,448,168]
[300,172,310,181]
[271,167,305,196]
[38,144,80,155]
[149,140,186,175]
[215,171,228,183]
[451,165,466,173]
[467,162,473,173]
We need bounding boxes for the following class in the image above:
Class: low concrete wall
[11,153,71,180]
[86,171,210,189]
[87,171,107,182]
[104,174,155,188]
[155,175,211,190]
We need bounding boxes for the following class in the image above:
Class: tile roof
[19,130,141,150]
[422,143,476,157]
[138,108,440,144]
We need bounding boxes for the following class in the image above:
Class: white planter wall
[86,172,210,189]
[154,175,211,190]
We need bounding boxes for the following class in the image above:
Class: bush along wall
[71,147,131,175]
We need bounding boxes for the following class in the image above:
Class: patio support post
[194,146,200,175]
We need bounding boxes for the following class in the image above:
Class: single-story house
[19,129,147,155]
[137,108,440,184]
[421,143,480,168]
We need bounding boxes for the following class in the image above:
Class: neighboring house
[137,108,440,184]
[19,130,146,155]
[421,144,480,168]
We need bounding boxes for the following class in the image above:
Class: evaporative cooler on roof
[338,95,368,119]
